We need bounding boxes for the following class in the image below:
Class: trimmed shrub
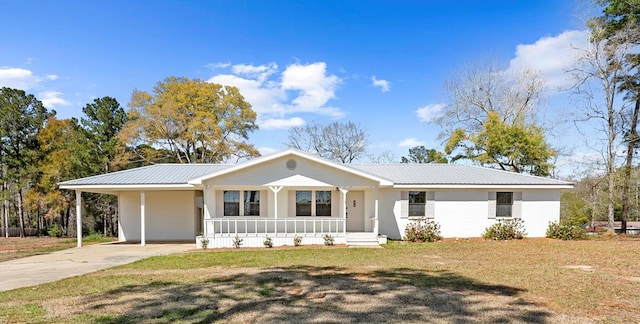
[482,219,526,240]
[232,235,243,248]
[323,234,335,246]
[293,235,302,246]
[404,218,442,242]
[263,236,273,248]
[47,223,62,238]
[200,237,209,249]
[546,221,586,240]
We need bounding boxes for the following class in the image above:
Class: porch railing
[204,217,345,237]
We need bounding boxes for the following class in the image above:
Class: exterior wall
[119,190,196,241]
[521,190,561,237]
[377,188,562,240]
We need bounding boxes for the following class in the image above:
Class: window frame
[243,190,261,216]
[315,191,332,217]
[408,191,426,217]
[496,192,513,218]
[223,190,240,216]
[295,190,312,216]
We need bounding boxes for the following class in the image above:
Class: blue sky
[1,0,591,171]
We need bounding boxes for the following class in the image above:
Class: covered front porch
[197,183,381,248]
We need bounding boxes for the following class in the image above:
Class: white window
[316,191,332,216]
[496,192,513,217]
[409,191,426,217]
[244,190,260,216]
[296,191,312,216]
[223,191,240,216]
[224,190,261,216]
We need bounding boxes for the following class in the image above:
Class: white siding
[376,189,561,239]
[118,190,196,241]
[521,190,561,237]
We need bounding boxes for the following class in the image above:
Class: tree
[435,62,544,135]
[287,121,367,163]
[0,87,51,237]
[81,97,128,236]
[434,61,555,175]
[444,112,555,176]
[81,96,128,173]
[120,77,260,164]
[591,0,640,233]
[401,146,448,163]
[572,4,635,233]
[26,117,91,237]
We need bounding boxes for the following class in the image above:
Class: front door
[346,191,364,232]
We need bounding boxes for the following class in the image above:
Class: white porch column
[374,187,379,235]
[75,190,82,248]
[269,186,283,235]
[339,188,349,234]
[203,185,210,236]
[140,191,146,246]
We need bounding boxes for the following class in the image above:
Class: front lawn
[0,237,638,322]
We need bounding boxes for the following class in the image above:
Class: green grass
[0,237,638,323]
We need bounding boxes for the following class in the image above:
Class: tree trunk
[607,102,616,233]
[620,98,639,234]
[16,189,25,238]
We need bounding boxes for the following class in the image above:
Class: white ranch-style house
[59,149,572,248]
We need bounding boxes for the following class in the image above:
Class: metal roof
[59,154,571,188]
[58,164,231,186]
[350,164,571,186]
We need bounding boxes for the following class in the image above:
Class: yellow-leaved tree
[120,77,260,164]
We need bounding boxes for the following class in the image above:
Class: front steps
[346,232,381,248]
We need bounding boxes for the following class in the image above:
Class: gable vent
[286,159,297,170]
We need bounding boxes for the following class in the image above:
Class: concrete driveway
[0,242,193,292]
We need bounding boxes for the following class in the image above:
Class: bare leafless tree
[287,121,367,163]
[570,18,632,232]
[435,61,546,136]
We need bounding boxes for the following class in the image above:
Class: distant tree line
[0,77,259,238]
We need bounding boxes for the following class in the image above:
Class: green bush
[404,218,442,242]
[47,223,62,238]
[293,235,302,246]
[200,237,209,249]
[546,221,586,240]
[323,234,334,246]
[482,219,526,240]
[232,235,243,248]
[263,236,273,248]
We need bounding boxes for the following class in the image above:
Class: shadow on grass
[78,266,551,323]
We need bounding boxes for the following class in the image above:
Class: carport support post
[140,191,146,246]
[76,190,82,247]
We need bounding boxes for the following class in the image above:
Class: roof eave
[392,184,574,189]
[59,184,200,191]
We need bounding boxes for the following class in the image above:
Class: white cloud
[260,117,306,130]
[38,91,69,109]
[415,103,446,123]
[399,138,425,147]
[507,30,588,90]
[45,74,59,80]
[371,76,390,92]
[208,61,343,130]
[0,67,40,90]
[205,62,231,69]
